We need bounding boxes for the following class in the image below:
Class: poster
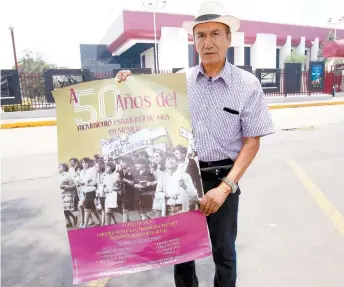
[308,61,325,91]
[52,73,212,284]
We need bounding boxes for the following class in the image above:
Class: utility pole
[142,0,167,74]
[9,25,19,70]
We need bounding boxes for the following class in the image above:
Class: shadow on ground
[1,197,74,287]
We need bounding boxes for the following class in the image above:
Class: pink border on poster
[68,210,212,284]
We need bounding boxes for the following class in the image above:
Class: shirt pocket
[210,104,242,143]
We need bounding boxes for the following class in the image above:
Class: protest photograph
[59,128,203,231]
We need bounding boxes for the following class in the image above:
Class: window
[227,47,234,64]
[244,47,251,66]
[141,55,146,68]
[276,48,280,69]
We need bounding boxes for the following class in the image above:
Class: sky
[1,0,343,69]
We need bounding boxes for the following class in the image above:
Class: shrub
[2,98,32,112]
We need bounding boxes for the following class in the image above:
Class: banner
[52,73,212,284]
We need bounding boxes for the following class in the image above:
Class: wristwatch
[220,177,238,194]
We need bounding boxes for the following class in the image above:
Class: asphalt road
[1,105,344,287]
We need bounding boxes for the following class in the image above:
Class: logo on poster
[72,85,123,126]
[72,85,179,126]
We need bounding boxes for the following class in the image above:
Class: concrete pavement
[1,105,344,287]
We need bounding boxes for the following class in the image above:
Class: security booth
[322,40,344,94]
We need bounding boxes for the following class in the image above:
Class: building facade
[80,10,344,73]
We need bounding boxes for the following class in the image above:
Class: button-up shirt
[178,60,275,162]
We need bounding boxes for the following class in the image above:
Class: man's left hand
[199,185,231,216]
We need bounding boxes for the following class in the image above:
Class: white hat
[182,0,241,35]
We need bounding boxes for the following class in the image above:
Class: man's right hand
[116,70,132,83]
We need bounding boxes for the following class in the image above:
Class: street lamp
[142,0,167,74]
[9,25,19,70]
[327,16,344,40]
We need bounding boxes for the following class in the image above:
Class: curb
[268,100,344,110]
[1,120,57,129]
[1,101,344,129]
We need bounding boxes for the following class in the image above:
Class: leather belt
[199,158,234,169]
[199,158,234,178]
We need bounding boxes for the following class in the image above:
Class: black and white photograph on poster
[59,127,203,231]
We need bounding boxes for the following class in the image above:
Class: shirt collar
[195,58,232,87]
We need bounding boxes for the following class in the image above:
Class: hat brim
[182,15,240,35]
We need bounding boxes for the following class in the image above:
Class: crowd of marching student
[59,145,203,229]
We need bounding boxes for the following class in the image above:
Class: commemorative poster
[52,73,212,284]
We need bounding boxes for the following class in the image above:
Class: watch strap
[220,177,238,194]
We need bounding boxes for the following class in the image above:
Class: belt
[199,158,234,170]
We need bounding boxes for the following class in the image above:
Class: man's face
[120,160,127,169]
[153,153,163,164]
[165,156,178,170]
[82,160,88,169]
[194,22,231,65]
[174,150,185,162]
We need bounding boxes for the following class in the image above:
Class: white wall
[158,27,189,71]
[140,47,155,71]
[232,32,245,66]
[306,48,311,70]
[251,33,277,70]
[294,37,306,70]
[311,38,320,61]
[99,12,124,45]
[279,36,291,69]
[295,37,306,56]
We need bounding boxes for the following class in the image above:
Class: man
[116,0,275,286]
[173,145,203,198]
[153,153,198,216]
[133,157,157,220]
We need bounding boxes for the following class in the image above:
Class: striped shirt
[179,60,275,162]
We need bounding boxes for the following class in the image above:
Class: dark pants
[174,166,240,287]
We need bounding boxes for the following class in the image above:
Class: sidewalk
[1,97,344,129]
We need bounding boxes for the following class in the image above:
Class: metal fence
[0,68,339,112]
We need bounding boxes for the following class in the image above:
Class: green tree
[318,40,325,61]
[284,50,307,65]
[317,30,340,62]
[327,30,339,41]
[14,49,68,72]
[14,49,69,102]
